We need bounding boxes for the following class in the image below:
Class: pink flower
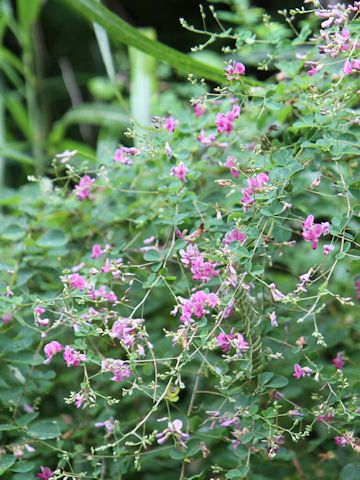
[194,101,206,117]
[323,244,334,256]
[335,436,348,447]
[44,341,63,364]
[217,330,236,353]
[1,312,12,324]
[215,105,241,136]
[241,173,269,207]
[164,116,177,133]
[234,334,249,356]
[316,412,334,423]
[269,311,278,327]
[171,162,189,181]
[197,130,216,145]
[269,283,286,302]
[95,417,115,433]
[332,352,345,370]
[91,244,103,258]
[113,146,139,165]
[102,358,132,382]
[225,61,246,80]
[223,229,247,246]
[178,291,218,325]
[343,59,353,75]
[156,419,189,448]
[75,393,85,408]
[224,156,240,178]
[293,364,313,379]
[37,466,54,480]
[110,317,143,348]
[35,306,45,316]
[63,345,87,367]
[302,215,330,249]
[179,245,219,283]
[74,175,94,200]
[356,279,360,300]
[68,273,87,290]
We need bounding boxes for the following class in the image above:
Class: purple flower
[44,341,63,364]
[164,116,177,133]
[332,352,345,370]
[37,466,54,480]
[63,346,87,368]
[302,215,330,250]
[74,175,94,200]
[171,162,189,181]
[156,419,189,448]
[225,61,246,80]
[293,364,313,379]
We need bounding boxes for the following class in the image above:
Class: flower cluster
[224,61,246,80]
[101,358,132,382]
[302,215,330,249]
[215,104,241,136]
[156,419,189,448]
[241,173,269,207]
[179,244,219,283]
[216,330,249,357]
[113,146,139,165]
[176,290,218,325]
[74,175,94,200]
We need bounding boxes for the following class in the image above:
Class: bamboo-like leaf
[49,103,129,144]
[61,0,238,85]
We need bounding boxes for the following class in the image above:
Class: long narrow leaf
[61,0,235,85]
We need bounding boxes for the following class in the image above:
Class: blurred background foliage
[1,0,296,188]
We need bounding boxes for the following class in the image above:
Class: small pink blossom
[215,105,241,136]
[171,162,189,181]
[269,311,278,327]
[343,58,353,75]
[156,419,189,448]
[302,215,330,249]
[63,345,87,367]
[113,146,139,165]
[44,341,63,364]
[225,61,246,80]
[335,436,348,446]
[216,330,236,354]
[293,364,313,379]
[178,291,218,325]
[2,312,13,324]
[269,283,286,302]
[110,317,143,348]
[95,417,115,433]
[224,156,240,178]
[164,116,177,133]
[102,358,132,382]
[37,466,54,480]
[332,352,345,370]
[194,101,206,117]
[241,173,269,207]
[91,244,103,258]
[75,393,85,409]
[197,130,216,145]
[74,175,94,200]
[223,229,247,246]
[323,244,334,256]
[68,273,87,290]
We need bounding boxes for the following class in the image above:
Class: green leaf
[340,464,360,480]
[259,372,274,385]
[37,229,69,248]
[0,455,16,475]
[50,103,128,144]
[266,375,289,389]
[11,461,35,473]
[1,224,26,241]
[27,420,60,439]
[143,250,162,262]
[61,0,247,86]
[349,180,360,200]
